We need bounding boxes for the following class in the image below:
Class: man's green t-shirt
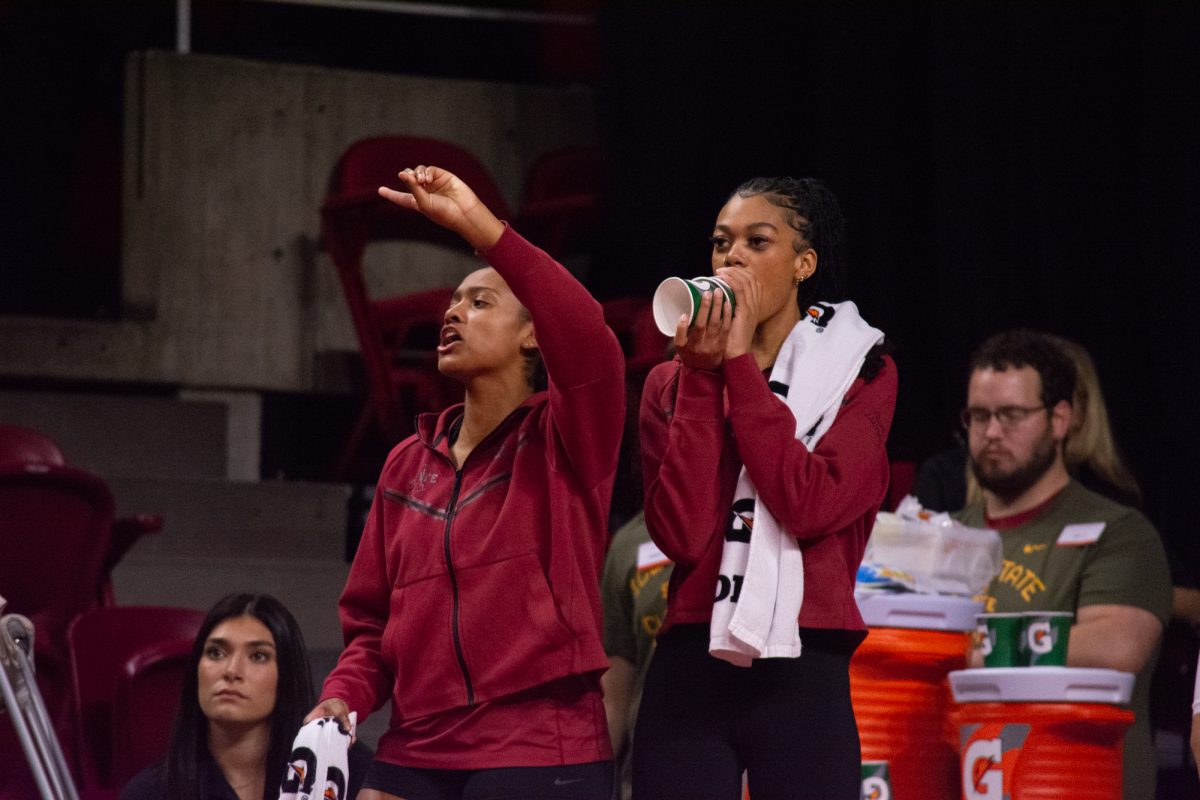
[958,480,1171,800]
[602,511,672,686]
[601,511,672,800]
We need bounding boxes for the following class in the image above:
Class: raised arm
[482,227,624,487]
[380,165,624,486]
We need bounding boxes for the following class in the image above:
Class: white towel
[709,301,883,666]
[278,714,356,800]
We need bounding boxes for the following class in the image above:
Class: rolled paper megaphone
[651,275,736,335]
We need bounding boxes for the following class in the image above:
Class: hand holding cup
[652,276,735,371]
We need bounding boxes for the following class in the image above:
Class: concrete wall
[0,51,595,392]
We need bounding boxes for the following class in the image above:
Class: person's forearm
[602,657,636,754]
[1067,621,1155,674]
[458,203,505,252]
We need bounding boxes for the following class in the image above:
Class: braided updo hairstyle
[733,177,886,381]
[732,176,848,311]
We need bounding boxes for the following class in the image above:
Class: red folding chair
[110,638,195,792]
[67,606,205,796]
[0,423,162,607]
[0,461,116,795]
[321,136,511,477]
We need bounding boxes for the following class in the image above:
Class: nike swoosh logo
[554,778,585,786]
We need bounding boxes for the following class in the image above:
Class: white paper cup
[651,276,736,335]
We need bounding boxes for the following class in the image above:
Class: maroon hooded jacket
[320,226,624,768]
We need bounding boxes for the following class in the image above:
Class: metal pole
[0,615,80,800]
[176,0,192,54]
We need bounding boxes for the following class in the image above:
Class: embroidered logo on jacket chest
[407,465,441,494]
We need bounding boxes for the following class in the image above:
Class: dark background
[595,5,1200,585]
[2,2,1198,570]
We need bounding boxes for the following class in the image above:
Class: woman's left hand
[304,698,356,743]
[378,165,505,251]
[715,267,761,361]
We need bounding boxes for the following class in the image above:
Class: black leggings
[631,625,864,800]
[361,759,613,800]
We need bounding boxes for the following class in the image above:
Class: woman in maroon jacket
[306,165,623,800]
[634,177,897,799]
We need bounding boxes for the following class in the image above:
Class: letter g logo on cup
[860,776,890,800]
[1026,620,1052,655]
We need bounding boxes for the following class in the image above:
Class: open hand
[378,165,504,251]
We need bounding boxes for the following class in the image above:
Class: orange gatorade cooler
[851,593,982,800]
[949,667,1134,800]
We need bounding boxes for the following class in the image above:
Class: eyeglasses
[960,405,1047,430]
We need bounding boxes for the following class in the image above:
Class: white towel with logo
[278,714,355,800]
[709,301,883,666]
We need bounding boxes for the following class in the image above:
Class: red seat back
[515,146,603,260]
[602,296,667,380]
[0,462,115,787]
[0,422,66,467]
[323,135,513,259]
[68,606,205,791]
[112,637,197,790]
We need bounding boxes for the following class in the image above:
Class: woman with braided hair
[635,177,896,799]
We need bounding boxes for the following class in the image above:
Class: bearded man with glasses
[956,329,1171,800]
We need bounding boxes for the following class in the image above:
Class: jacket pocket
[380,573,466,719]
[455,551,576,704]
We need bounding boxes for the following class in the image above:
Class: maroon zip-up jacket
[320,226,623,766]
[639,351,897,634]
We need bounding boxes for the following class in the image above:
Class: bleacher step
[109,476,351,562]
[112,554,350,653]
[0,389,231,480]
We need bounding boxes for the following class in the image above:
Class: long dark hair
[732,176,849,310]
[165,593,314,800]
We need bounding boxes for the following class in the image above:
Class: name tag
[1056,522,1106,547]
[636,541,671,571]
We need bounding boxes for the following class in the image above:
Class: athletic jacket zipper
[431,406,528,710]
[441,469,474,707]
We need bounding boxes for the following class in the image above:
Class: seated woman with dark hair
[120,593,369,800]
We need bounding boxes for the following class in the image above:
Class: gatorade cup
[1021,611,1073,666]
[651,276,736,335]
[976,613,1024,667]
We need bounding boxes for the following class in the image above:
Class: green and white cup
[651,276,736,335]
[1021,611,1073,666]
[976,612,1025,668]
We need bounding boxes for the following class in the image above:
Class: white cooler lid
[856,591,983,631]
[949,667,1134,705]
